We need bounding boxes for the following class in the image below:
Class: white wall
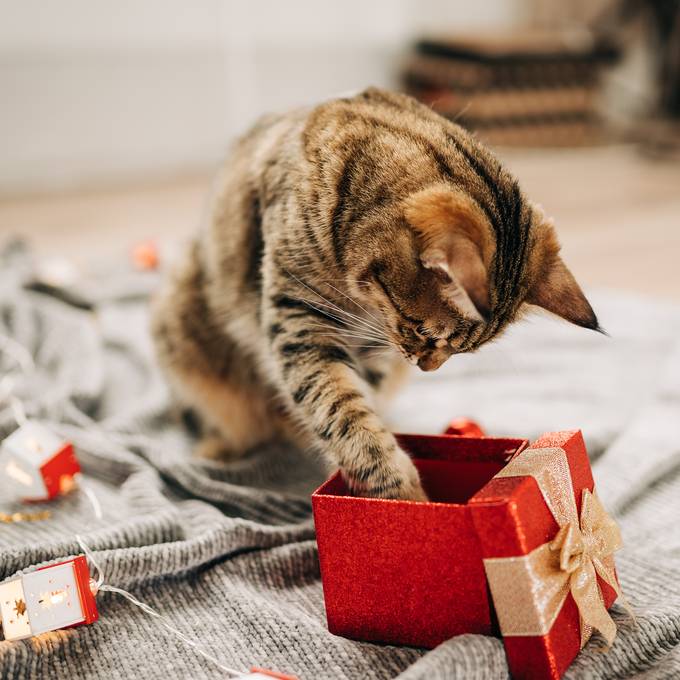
[0,0,519,194]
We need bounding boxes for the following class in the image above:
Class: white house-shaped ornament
[0,422,80,501]
[0,556,98,641]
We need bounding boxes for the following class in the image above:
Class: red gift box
[312,433,528,648]
[312,430,624,679]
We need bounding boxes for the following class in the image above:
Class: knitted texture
[1,241,680,679]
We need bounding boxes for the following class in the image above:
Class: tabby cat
[151,87,599,501]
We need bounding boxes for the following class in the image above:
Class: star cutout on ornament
[14,598,27,617]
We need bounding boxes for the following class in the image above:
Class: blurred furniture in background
[605,0,680,156]
[402,0,680,152]
[402,29,619,146]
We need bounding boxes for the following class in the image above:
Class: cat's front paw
[346,448,429,502]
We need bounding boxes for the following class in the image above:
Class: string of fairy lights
[0,331,296,679]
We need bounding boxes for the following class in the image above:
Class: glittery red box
[312,433,528,648]
[312,430,618,680]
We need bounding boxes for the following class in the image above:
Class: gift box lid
[468,430,620,680]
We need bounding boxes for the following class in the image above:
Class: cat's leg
[265,295,427,500]
[151,244,278,460]
[168,368,278,460]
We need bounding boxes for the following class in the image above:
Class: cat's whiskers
[295,297,387,341]
[295,299,354,329]
[321,281,382,325]
[284,270,402,354]
[284,270,385,333]
[314,337,392,350]
[306,324,392,347]
[288,285,387,339]
[305,320,387,340]
[291,272,372,287]
[300,301,401,353]
[305,305,398,348]
[300,292,385,336]
[300,296,382,333]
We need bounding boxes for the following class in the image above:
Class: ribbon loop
[551,522,584,574]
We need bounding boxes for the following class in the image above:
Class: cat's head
[349,182,599,372]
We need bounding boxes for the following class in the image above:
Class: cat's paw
[347,448,429,502]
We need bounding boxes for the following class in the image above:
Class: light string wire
[0,372,29,427]
[0,334,252,677]
[0,333,103,520]
[76,536,245,678]
[1,331,250,677]
[1,326,290,677]
[74,473,103,520]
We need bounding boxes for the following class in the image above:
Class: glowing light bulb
[59,475,76,494]
[50,591,66,605]
[6,460,32,486]
[38,590,67,608]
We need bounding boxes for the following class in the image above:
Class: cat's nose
[417,351,449,372]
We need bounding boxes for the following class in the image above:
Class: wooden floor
[0,145,678,301]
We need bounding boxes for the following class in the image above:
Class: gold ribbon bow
[483,447,628,648]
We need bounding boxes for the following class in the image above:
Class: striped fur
[151,87,598,500]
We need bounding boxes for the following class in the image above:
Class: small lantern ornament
[0,556,98,641]
[131,240,159,271]
[0,422,80,501]
[445,417,486,438]
[0,541,300,677]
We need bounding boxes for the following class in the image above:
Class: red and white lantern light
[0,556,98,641]
[0,422,80,501]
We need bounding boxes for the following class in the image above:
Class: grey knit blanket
[1,240,679,679]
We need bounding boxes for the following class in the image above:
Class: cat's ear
[526,255,601,330]
[404,184,492,321]
[525,206,601,331]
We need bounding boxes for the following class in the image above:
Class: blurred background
[1,0,678,299]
